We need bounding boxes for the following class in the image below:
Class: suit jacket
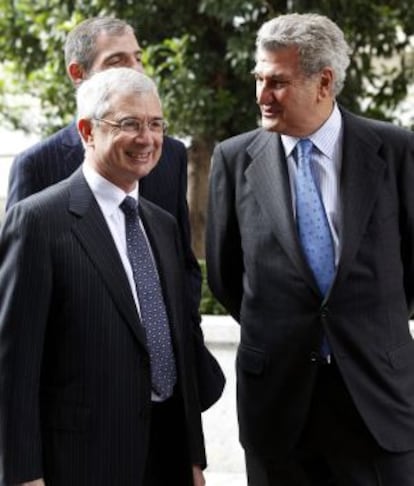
[0,169,206,485]
[6,122,224,411]
[206,108,414,459]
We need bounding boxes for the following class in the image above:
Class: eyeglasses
[94,117,168,134]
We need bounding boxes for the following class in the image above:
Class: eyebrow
[117,116,164,121]
[104,49,143,62]
[251,70,290,81]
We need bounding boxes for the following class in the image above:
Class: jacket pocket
[237,344,266,375]
[388,340,414,370]
[41,400,90,432]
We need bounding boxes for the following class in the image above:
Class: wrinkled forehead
[105,90,163,117]
[87,30,141,66]
[253,46,302,77]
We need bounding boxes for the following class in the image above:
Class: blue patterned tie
[120,196,177,399]
[295,139,335,357]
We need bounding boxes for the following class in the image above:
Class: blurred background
[1,2,414,483]
[1,0,414,249]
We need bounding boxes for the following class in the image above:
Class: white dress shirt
[82,163,164,401]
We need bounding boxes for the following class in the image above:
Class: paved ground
[201,316,247,485]
[204,472,247,485]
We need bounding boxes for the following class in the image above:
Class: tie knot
[120,196,138,217]
[296,138,313,162]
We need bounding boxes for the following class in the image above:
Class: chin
[136,163,158,180]
[261,119,280,132]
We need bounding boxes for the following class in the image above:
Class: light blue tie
[120,196,177,399]
[295,139,335,357]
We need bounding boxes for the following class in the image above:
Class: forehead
[94,30,141,55]
[108,91,162,115]
[254,46,301,77]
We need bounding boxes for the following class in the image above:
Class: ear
[78,119,94,145]
[318,67,334,99]
[68,62,86,87]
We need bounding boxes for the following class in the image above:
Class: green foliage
[199,260,228,315]
[2,0,413,306]
[1,0,414,135]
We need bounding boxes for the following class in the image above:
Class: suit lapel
[243,115,387,295]
[245,130,317,290]
[68,170,147,347]
[335,111,386,286]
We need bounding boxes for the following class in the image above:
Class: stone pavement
[204,472,247,486]
[201,315,247,486]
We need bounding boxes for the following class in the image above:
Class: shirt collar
[281,103,342,159]
[82,163,139,217]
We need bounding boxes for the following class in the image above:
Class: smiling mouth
[126,151,152,162]
[261,106,280,117]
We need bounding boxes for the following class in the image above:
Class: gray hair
[256,13,350,96]
[76,67,160,121]
[64,17,135,73]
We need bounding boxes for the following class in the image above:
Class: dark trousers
[246,360,414,486]
[143,392,193,486]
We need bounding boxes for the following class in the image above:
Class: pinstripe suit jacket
[0,168,206,485]
[206,109,414,458]
[6,122,225,412]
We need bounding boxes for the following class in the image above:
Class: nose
[128,56,144,73]
[133,60,144,73]
[133,124,152,143]
[257,82,273,105]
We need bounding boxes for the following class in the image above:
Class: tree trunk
[187,136,214,259]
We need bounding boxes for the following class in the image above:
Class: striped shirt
[281,104,343,265]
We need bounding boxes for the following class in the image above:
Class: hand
[192,465,205,486]
[16,480,45,486]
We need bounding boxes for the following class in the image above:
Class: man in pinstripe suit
[206,12,414,486]
[0,68,206,486]
[6,16,224,413]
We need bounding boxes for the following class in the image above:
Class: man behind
[206,12,414,486]
[7,16,224,412]
[0,68,206,486]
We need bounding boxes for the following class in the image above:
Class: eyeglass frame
[93,116,168,134]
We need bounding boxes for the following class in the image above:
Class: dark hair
[64,17,135,74]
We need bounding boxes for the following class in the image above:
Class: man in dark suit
[0,68,206,486]
[206,12,414,486]
[7,16,224,412]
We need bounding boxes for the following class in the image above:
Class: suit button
[320,307,329,320]
[310,352,319,363]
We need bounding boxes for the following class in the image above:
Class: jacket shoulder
[342,108,414,146]
[13,124,78,167]
[161,135,187,163]
[215,128,264,155]
[11,176,71,213]
[163,135,186,150]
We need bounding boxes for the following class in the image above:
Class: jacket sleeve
[206,143,243,322]
[174,142,225,411]
[174,141,203,325]
[399,132,414,316]
[0,204,51,483]
[6,152,40,210]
